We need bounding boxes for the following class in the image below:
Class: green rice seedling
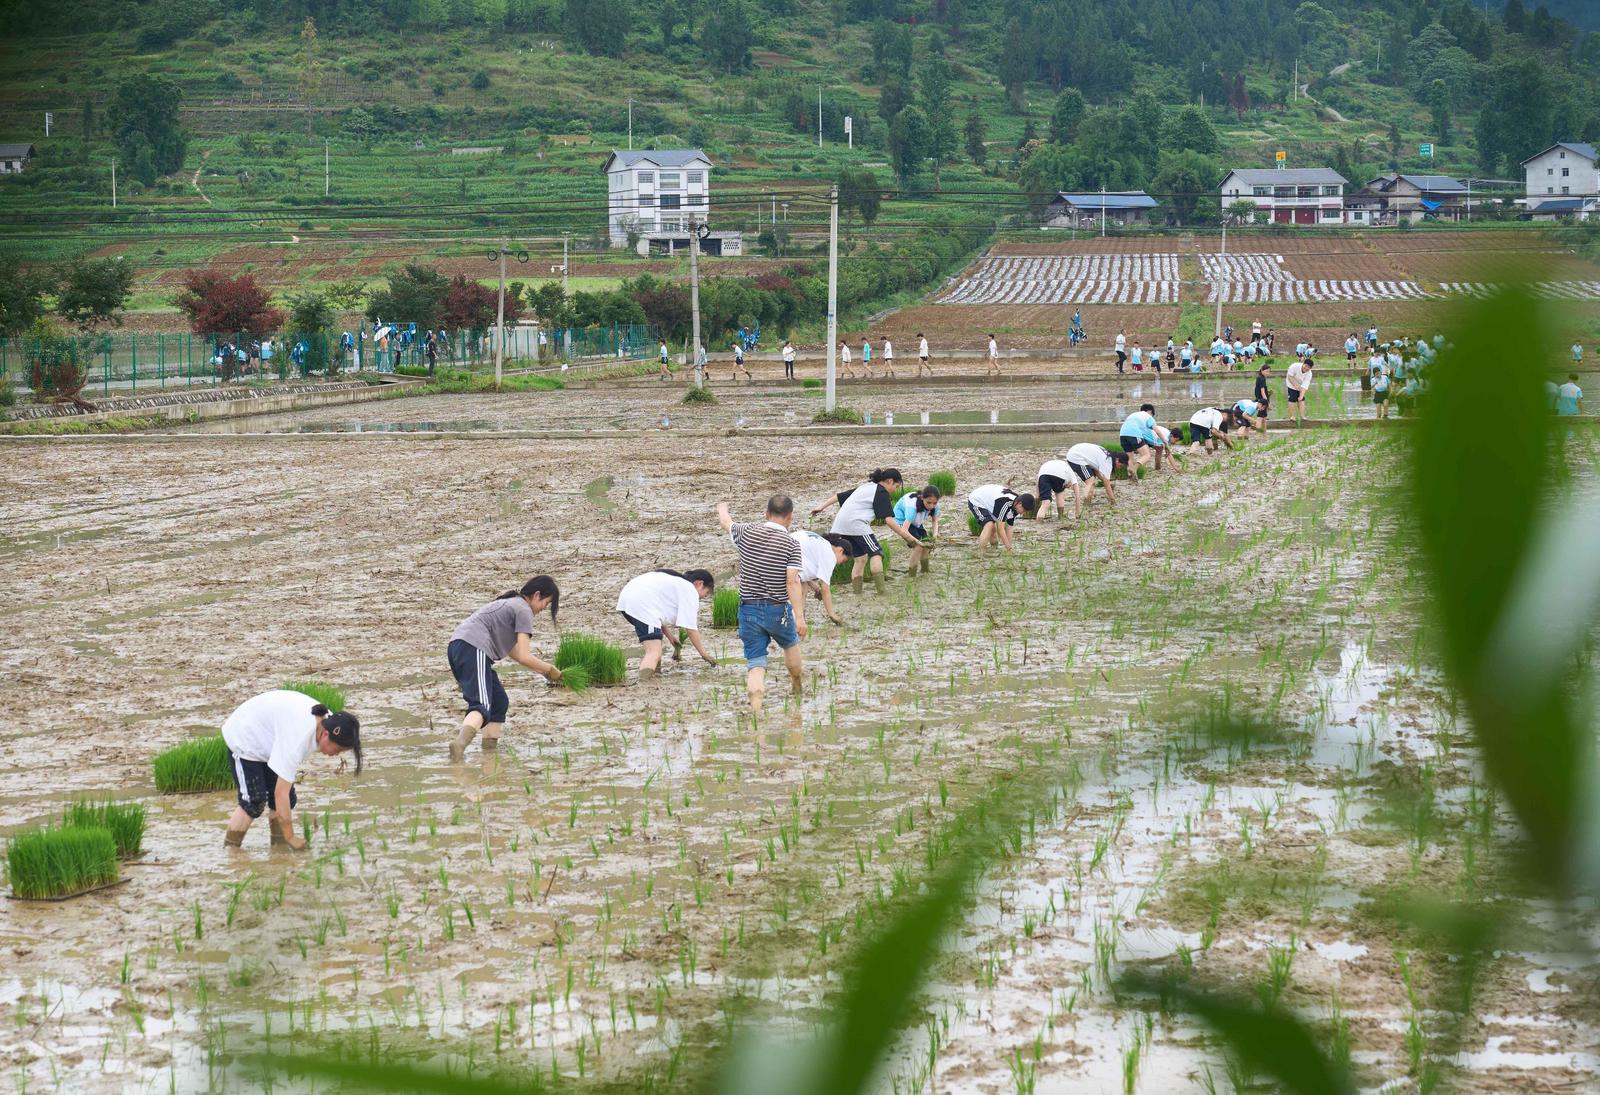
[62,800,146,859]
[682,385,718,405]
[6,826,119,899]
[152,736,233,794]
[280,680,345,712]
[712,587,740,628]
[928,471,957,497]
[830,545,891,585]
[966,512,982,536]
[557,664,594,694]
[554,633,628,687]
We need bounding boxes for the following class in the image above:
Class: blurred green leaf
[1408,288,1585,887]
[1124,974,1353,1095]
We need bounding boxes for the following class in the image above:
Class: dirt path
[190,150,212,206]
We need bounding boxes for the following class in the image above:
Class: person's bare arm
[511,633,560,681]
[684,628,716,665]
[275,779,306,849]
[814,580,842,624]
[716,502,734,533]
[811,496,840,516]
[884,515,919,548]
[1099,473,1115,505]
[997,523,1015,552]
[786,568,808,638]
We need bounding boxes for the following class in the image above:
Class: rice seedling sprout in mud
[152,735,233,793]
[7,826,119,899]
[62,800,146,858]
[280,680,346,712]
[712,587,740,628]
[682,385,718,405]
[554,633,627,686]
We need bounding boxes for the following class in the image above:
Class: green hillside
[0,0,1597,327]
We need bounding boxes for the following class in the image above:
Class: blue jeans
[738,601,797,668]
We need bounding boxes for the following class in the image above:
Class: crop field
[3,392,1600,1092]
[938,255,1181,306]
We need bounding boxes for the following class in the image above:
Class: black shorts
[840,533,881,558]
[447,638,509,723]
[1287,388,1303,404]
[229,752,296,819]
[1373,388,1389,404]
[622,611,664,642]
[1120,435,1147,453]
[967,501,1015,527]
[907,524,928,541]
[1347,351,1357,361]
[1067,461,1094,483]
[1190,423,1212,442]
[1037,473,1068,501]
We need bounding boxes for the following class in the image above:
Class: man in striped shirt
[717,494,808,715]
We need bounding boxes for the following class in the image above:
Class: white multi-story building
[1521,142,1599,219]
[1219,167,1349,226]
[602,149,740,255]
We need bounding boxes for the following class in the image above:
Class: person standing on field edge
[882,336,895,378]
[1285,357,1314,427]
[659,340,671,380]
[717,495,807,716]
[1114,329,1127,373]
[917,333,932,377]
[840,340,854,379]
[987,333,1000,377]
[782,339,797,380]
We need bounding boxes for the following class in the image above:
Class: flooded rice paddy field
[3,421,1600,1092]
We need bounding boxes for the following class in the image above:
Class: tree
[286,291,337,375]
[0,268,54,338]
[918,53,958,166]
[109,74,186,184]
[1226,73,1251,118]
[1164,105,1219,155]
[1049,88,1087,144]
[566,0,631,57]
[889,106,932,185]
[837,167,883,225]
[659,0,683,44]
[1227,198,1260,224]
[1503,0,1526,33]
[1150,150,1222,225]
[365,264,450,330]
[298,17,322,134]
[1427,79,1452,144]
[174,270,284,336]
[700,0,754,73]
[964,111,987,165]
[442,275,520,333]
[878,78,911,126]
[55,258,134,331]
[627,276,690,341]
[528,284,574,327]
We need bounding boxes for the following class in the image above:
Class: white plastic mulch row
[1439,281,1600,300]
[1199,253,1428,303]
[942,279,1179,305]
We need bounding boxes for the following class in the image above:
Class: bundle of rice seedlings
[7,826,119,899]
[928,470,957,496]
[682,385,718,405]
[153,735,234,794]
[62,800,146,859]
[966,512,983,536]
[830,544,891,585]
[712,587,740,628]
[556,664,594,694]
[281,679,346,712]
[554,633,628,687]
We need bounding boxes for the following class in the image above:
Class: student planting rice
[1034,458,1081,522]
[967,483,1035,552]
[716,495,807,715]
[1187,406,1239,454]
[1039,442,1124,520]
[892,485,942,573]
[1232,396,1269,432]
[793,529,850,624]
[810,468,925,593]
[221,689,362,850]
[616,569,717,679]
[446,576,561,760]
[1120,404,1180,477]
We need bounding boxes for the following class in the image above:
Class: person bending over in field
[1232,396,1269,433]
[968,483,1036,552]
[1034,457,1081,522]
[811,468,924,593]
[793,529,850,625]
[1057,442,1126,519]
[223,689,362,851]
[717,495,808,716]
[446,576,561,760]
[617,568,716,679]
[1120,404,1181,478]
[1187,406,1238,454]
[892,484,942,573]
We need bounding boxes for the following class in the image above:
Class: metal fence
[0,324,655,400]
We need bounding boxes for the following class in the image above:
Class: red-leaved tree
[440,274,521,333]
[174,270,284,336]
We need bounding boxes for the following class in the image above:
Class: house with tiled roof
[1522,142,1598,219]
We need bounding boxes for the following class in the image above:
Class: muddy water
[1,424,1595,1092]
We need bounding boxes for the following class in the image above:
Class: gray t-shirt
[451,597,535,662]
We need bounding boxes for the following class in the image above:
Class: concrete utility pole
[1214,223,1227,338]
[324,139,330,196]
[111,159,116,208]
[495,238,507,390]
[818,86,824,148]
[627,98,635,150]
[1101,185,1107,238]
[562,234,570,294]
[689,218,703,389]
[825,185,839,413]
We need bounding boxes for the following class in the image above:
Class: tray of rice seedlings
[928,470,957,496]
[712,586,740,628]
[6,825,122,901]
[61,800,146,859]
[554,633,628,689]
[831,544,891,584]
[152,735,234,794]
[281,680,346,711]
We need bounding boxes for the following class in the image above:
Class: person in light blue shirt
[1572,343,1584,363]
[1118,404,1180,477]
[1371,367,1391,419]
[861,338,873,378]
[1345,334,1359,363]
[892,486,942,574]
[1557,374,1584,416]
[1232,397,1268,431]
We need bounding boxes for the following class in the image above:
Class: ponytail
[868,467,903,485]
[496,574,560,622]
[656,568,715,591]
[321,710,363,774]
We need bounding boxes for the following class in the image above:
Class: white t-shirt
[968,483,1017,521]
[221,689,320,783]
[831,482,892,537]
[841,344,851,363]
[782,344,795,362]
[1039,458,1076,483]
[1191,407,1225,430]
[988,338,998,358]
[615,571,700,631]
[883,340,893,359]
[1287,361,1312,392]
[1114,333,1126,352]
[918,338,929,357]
[793,530,838,583]
[1066,443,1112,478]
